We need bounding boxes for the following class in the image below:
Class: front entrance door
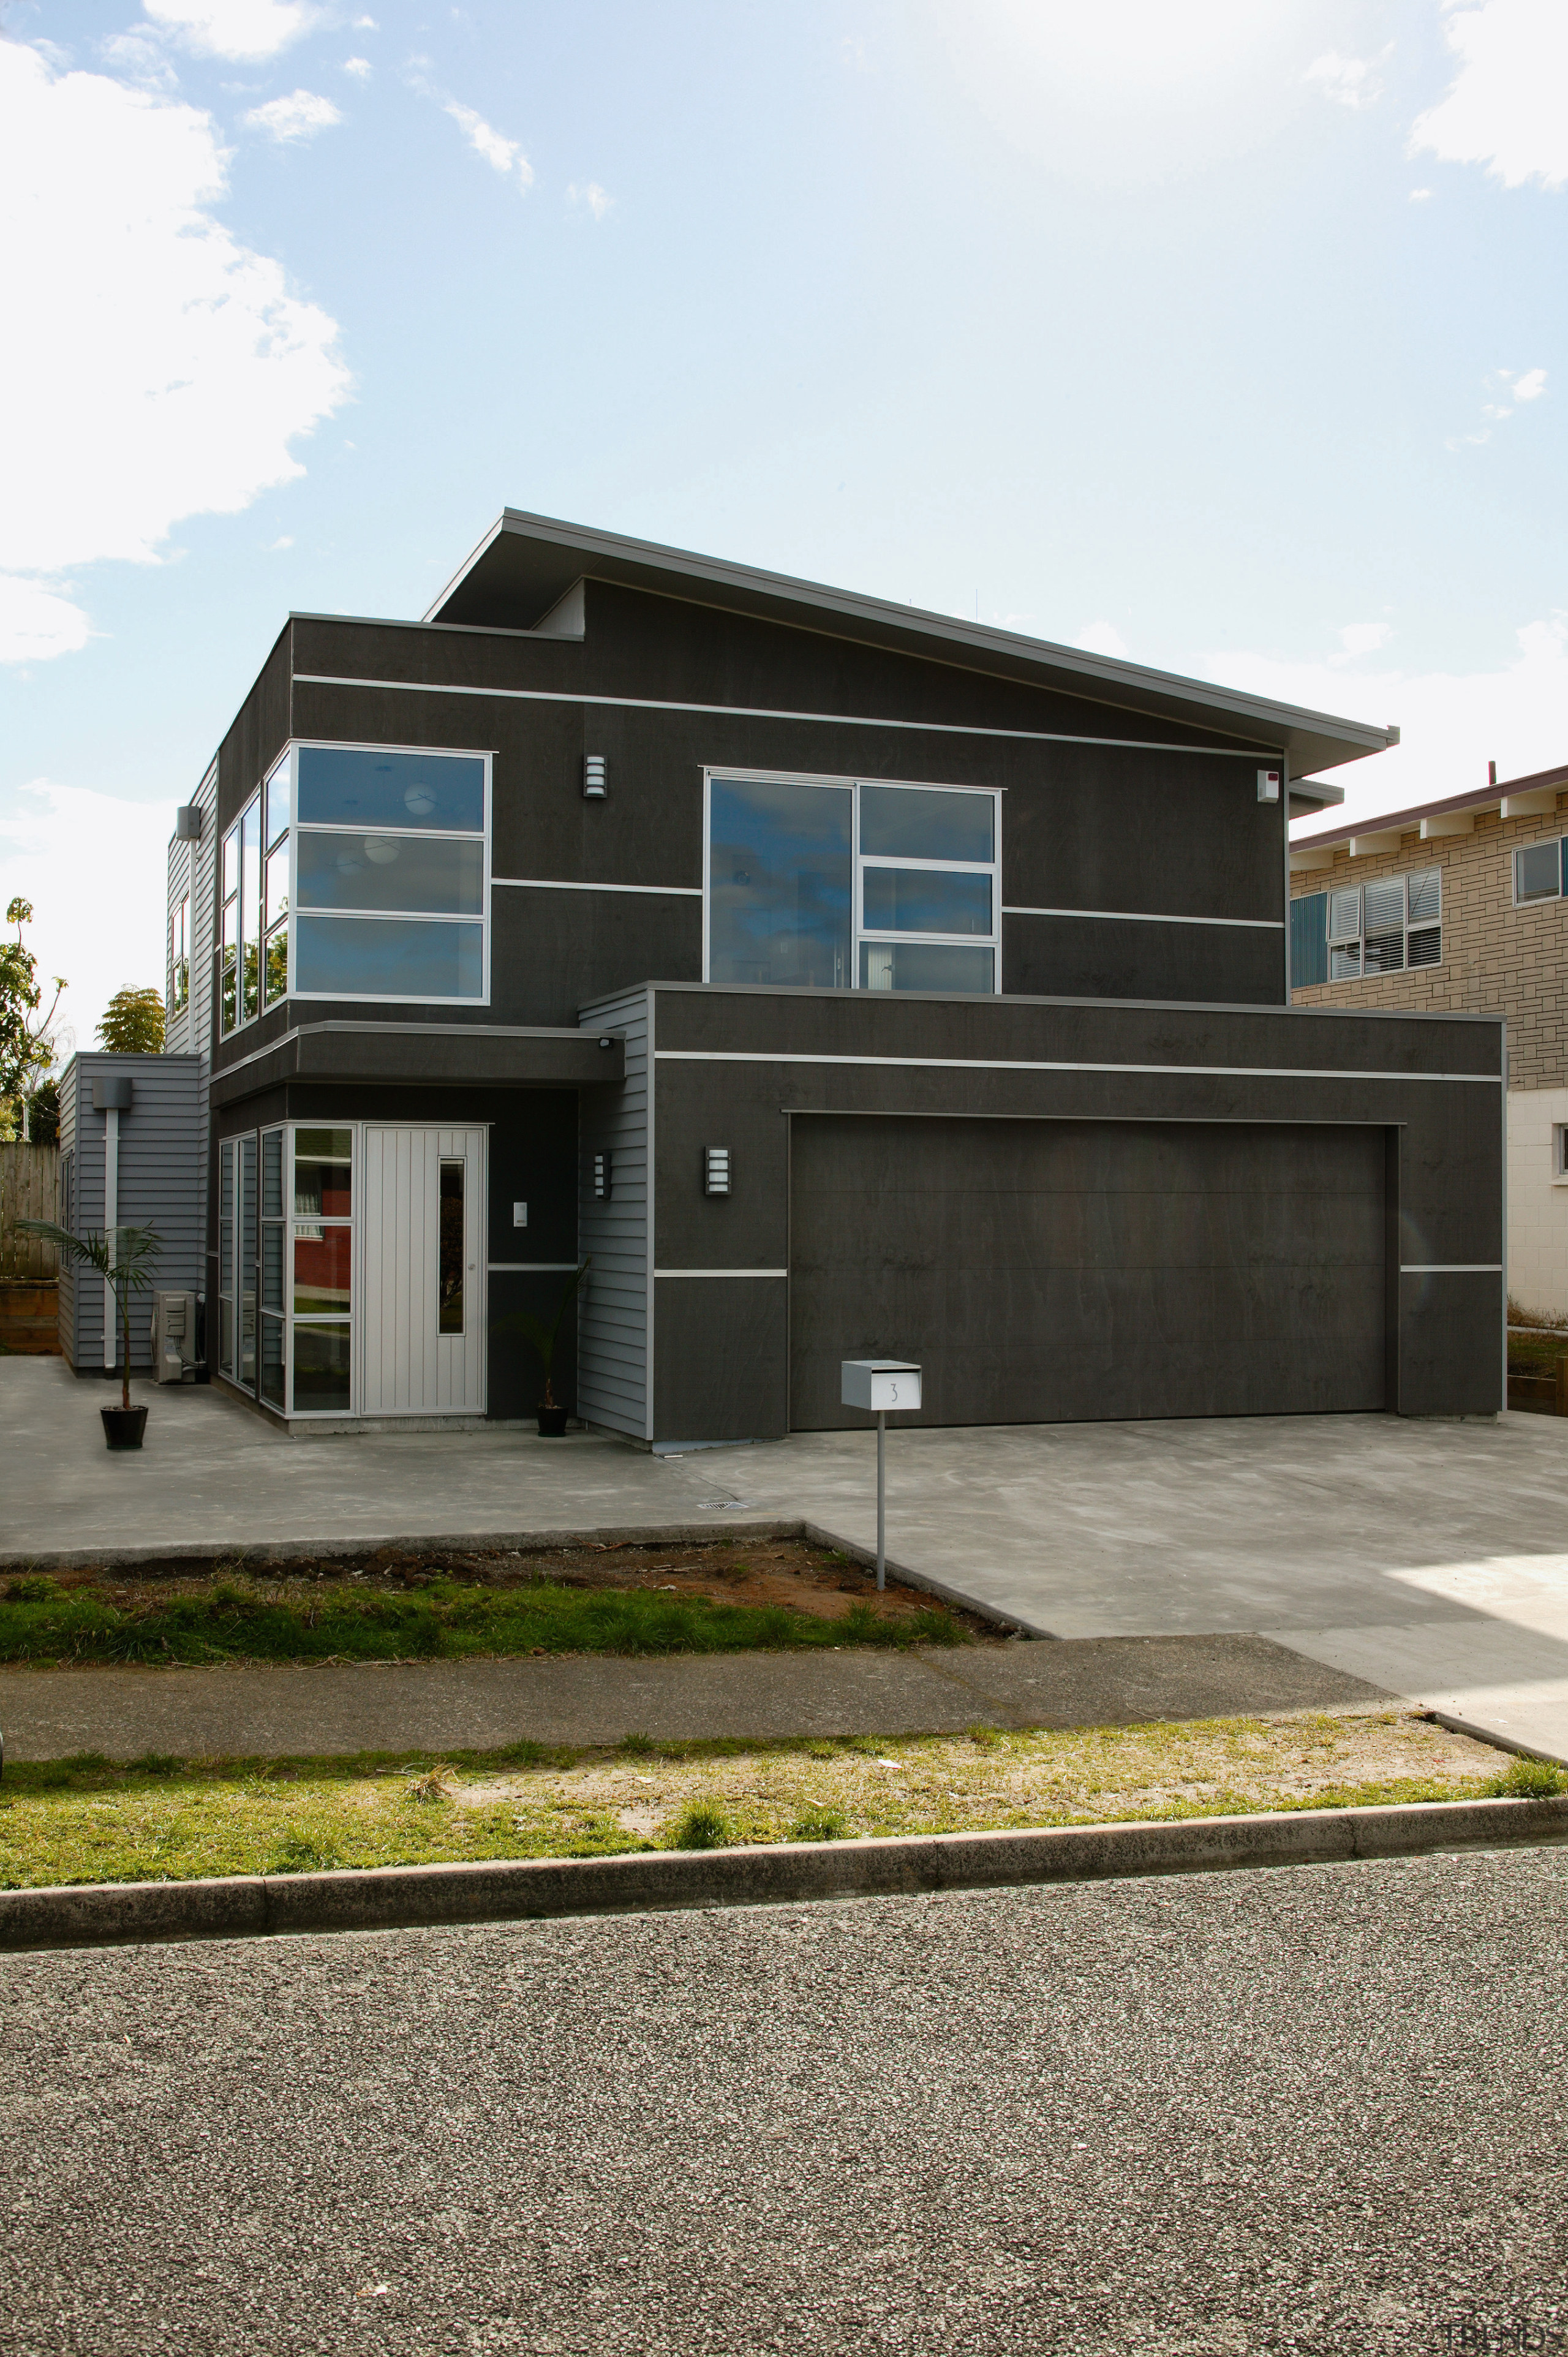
[361,1126,487,1414]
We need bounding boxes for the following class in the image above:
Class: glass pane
[262,1223,284,1313]
[440,1161,464,1335]
[1290,892,1327,987]
[262,1129,284,1220]
[219,1141,235,1223]
[1330,943,1362,979]
[1363,879,1404,937]
[295,1131,353,1215]
[859,785,993,864]
[1328,886,1361,943]
[220,1295,235,1379]
[862,866,993,936]
[241,799,260,947]
[1363,929,1404,974]
[265,843,290,931]
[259,1314,285,1409]
[241,940,260,1023]
[293,1321,350,1413]
[295,914,483,999]
[221,952,236,1035]
[264,924,288,1007]
[707,776,853,989]
[1407,868,1440,925]
[858,941,995,993]
[1517,842,1559,902]
[223,825,239,905]
[1408,923,1441,967]
[296,831,485,915]
[296,746,486,834]
[294,1223,352,1314]
[265,755,292,850]
[239,1136,257,1388]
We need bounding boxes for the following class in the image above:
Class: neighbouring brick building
[1291,758,1568,1316]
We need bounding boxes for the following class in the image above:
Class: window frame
[288,738,492,1008]
[1324,867,1441,980]
[288,1120,356,1419]
[1512,835,1568,908]
[700,765,1003,996]
[168,891,190,1016]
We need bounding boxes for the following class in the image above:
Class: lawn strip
[0,1710,1529,1891]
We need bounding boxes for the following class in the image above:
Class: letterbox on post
[841,1359,922,1590]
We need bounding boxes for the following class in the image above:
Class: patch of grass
[671,1801,733,1851]
[1486,1754,1568,1798]
[0,1711,1520,1892]
[0,1574,967,1669]
[620,1731,657,1757]
[128,1752,182,1777]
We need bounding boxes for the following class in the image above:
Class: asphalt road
[4,1850,1567,2356]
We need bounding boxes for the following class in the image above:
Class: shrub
[671,1801,733,1851]
[790,1805,849,1844]
[1488,1754,1568,1799]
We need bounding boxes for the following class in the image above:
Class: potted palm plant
[493,1258,590,1436]
[20,1218,162,1449]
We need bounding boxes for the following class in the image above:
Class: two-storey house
[157,511,1504,1441]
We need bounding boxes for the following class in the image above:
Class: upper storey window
[705,770,1000,995]
[219,743,489,1035]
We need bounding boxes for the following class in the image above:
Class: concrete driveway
[8,1357,1568,1759]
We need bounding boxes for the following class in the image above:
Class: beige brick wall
[1290,794,1568,1088]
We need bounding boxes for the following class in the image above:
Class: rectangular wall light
[584,755,608,799]
[594,1152,612,1199]
[703,1147,731,1196]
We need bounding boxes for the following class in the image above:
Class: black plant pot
[101,1405,148,1452]
[536,1404,569,1438]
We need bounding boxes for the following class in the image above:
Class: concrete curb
[0,1519,1038,1637]
[4,1793,1564,1955]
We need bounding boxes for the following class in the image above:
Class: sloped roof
[423,510,1388,782]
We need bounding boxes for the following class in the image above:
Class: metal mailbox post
[840,1359,922,1591]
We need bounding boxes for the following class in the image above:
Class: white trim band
[1400,1263,1503,1274]
[1005,905,1283,930]
[654,1268,790,1279]
[655,1050,1501,1085]
[493,876,702,897]
[293,674,1282,762]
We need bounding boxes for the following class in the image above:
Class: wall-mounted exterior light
[584,755,608,800]
[175,805,203,841]
[594,1152,612,1199]
[703,1147,731,1196]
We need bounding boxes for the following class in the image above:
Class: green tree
[0,898,65,1102]
[97,986,165,1055]
[25,1074,59,1148]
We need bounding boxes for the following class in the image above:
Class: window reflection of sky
[709,777,852,987]
[862,865,993,935]
[860,784,993,863]
[296,746,486,833]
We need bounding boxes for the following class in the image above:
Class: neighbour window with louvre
[1324,868,1441,979]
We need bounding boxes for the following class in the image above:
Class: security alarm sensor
[1257,769,1281,803]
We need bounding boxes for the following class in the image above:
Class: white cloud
[444,99,533,187]
[1410,0,1568,190]
[1446,364,1548,446]
[1513,366,1548,400]
[1336,622,1392,658]
[0,579,92,666]
[342,56,372,78]
[0,780,177,1053]
[567,180,613,219]
[0,41,349,660]
[1072,619,1129,659]
[268,535,294,550]
[1199,616,1568,831]
[1305,49,1388,110]
[1410,185,1433,200]
[244,88,342,140]
[142,0,318,64]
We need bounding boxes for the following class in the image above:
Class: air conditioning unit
[151,1289,197,1384]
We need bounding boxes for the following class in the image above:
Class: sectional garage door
[788,1116,1387,1429]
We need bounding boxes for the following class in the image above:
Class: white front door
[360,1126,486,1414]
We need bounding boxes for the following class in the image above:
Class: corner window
[704,769,1000,995]
[1326,868,1439,979]
[1514,837,1568,905]
[292,744,489,1002]
[292,1126,353,1413]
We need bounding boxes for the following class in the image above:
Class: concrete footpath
[0,1633,1386,1762]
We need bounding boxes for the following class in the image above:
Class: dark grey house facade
[160,511,1505,1440]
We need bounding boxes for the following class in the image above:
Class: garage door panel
[789,1117,1386,1429]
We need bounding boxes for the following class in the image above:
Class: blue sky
[2,0,1565,1049]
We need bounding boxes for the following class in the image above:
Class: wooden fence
[0,1144,60,1278]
